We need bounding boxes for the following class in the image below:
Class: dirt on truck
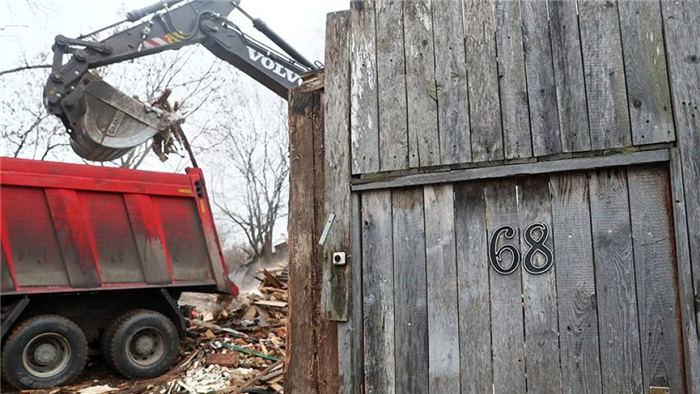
[0,157,237,390]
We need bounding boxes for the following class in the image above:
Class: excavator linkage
[45,0,316,162]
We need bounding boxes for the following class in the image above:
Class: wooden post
[286,72,339,394]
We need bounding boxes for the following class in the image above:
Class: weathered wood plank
[392,187,428,392]
[287,88,339,394]
[376,0,409,171]
[322,11,351,321]
[627,166,685,392]
[423,184,460,393]
[313,90,340,394]
[338,193,364,394]
[494,0,532,159]
[662,4,700,390]
[286,90,318,392]
[404,0,439,167]
[463,0,504,162]
[617,0,674,145]
[522,0,562,157]
[352,149,669,191]
[361,191,395,394]
[484,179,526,393]
[669,148,700,394]
[350,0,379,174]
[578,0,631,150]
[433,0,471,165]
[548,0,591,152]
[518,176,561,394]
[454,182,492,393]
[550,173,602,394]
[588,168,643,394]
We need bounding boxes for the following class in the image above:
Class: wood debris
[45,263,289,394]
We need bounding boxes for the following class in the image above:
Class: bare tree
[213,94,289,262]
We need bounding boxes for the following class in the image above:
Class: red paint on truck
[0,157,237,296]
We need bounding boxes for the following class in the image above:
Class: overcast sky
[0,0,348,71]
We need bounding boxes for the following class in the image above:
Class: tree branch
[0,64,51,77]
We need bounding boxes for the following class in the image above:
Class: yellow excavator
[44,0,318,161]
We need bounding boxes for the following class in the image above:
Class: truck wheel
[1,315,87,390]
[101,309,179,379]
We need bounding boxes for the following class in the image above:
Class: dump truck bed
[0,157,234,295]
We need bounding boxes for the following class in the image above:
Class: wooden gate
[285,0,700,392]
[359,164,684,393]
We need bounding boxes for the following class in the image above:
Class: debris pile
[41,264,289,394]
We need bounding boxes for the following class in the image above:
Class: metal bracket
[318,213,335,246]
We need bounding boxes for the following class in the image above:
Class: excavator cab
[45,0,316,162]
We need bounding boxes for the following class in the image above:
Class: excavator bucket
[66,73,170,161]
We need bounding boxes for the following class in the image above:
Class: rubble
[24,264,290,394]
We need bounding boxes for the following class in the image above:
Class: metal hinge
[650,386,670,394]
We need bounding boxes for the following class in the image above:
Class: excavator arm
[45,0,317,161]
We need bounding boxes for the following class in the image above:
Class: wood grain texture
[588,168,643,394]
[352,149,669,192]
[286,90,318,392]
[454,182,492,393]
[522,0,562,157]
[423,184,460,393]
[433,0,471,165]
[669,148,700,394]
[287,89,339,394]
[350,0,379,174]
[548,0,591,152]
[404,0,440,167]
[361,191,395,394]
[617,0,676,145]
[463,0,504,162]
[550,173,603,394]
[338,193,364,394]
[518,176,562,394]
[627,166,685,392]
[661,6,700,391]
[484,179,526,393]
[617,0,675,145]
[392,187,428,393]
[322,11,351,321]
[376,0,409,171]
[578,0,631,150]
[493,0,532,159]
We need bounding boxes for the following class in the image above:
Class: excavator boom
[45,0,316,161]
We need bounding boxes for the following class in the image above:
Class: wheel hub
[127,327,165,367]
[33,343,59,365]
[22,333,72,378]
[134,334,155,355]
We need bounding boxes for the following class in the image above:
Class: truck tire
[1,315,88,390]
[101,309,179,379]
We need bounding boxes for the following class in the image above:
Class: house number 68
[488,222,554,275]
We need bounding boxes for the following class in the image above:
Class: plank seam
[613,0,635,147]
[574,0,594,151]
[585,170,607,392]
[624,168,647,390]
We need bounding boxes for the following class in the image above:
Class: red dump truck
[0,157,236,389]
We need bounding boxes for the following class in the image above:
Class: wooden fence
[286,0,700,392]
